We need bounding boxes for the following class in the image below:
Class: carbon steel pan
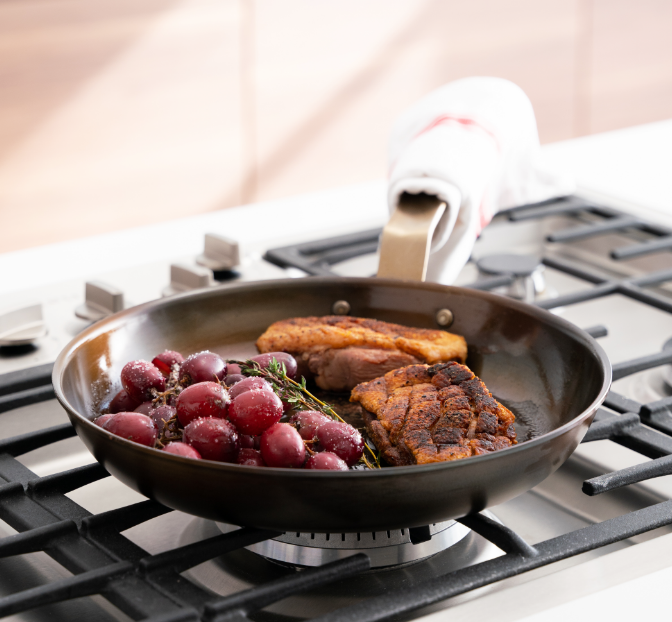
[53,277,611,533]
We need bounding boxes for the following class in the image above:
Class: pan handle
[377,193,446,282]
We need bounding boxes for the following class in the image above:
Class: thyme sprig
[229,358,381,469]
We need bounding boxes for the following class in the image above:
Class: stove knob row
[162,233,241,297]
[72,234,241,317]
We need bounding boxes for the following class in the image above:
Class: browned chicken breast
[256,316,467,391]
[351,362,516,466]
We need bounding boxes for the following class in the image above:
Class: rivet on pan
[332,300,351,315]
[436,308,454,327]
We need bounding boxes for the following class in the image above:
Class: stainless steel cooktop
[3,195,672,621]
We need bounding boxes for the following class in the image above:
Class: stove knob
[0,303,48,346]
[196,233,240,273]
[162,263,215,297]
[75,281,125,321]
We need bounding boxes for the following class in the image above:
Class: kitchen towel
[388,76,574,283]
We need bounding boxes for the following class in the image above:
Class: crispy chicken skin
[256,316,467,391]
[351,362,516,466]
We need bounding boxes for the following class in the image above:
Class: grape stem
[230,358,381,469]
[157,414,183,446]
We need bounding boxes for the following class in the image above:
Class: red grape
[109,389,141,414]
[315,421,364,466]
[251,352,298,380]
[226,363,242,375]
[305,452,348,471]
[150,405,176,430]
[228,376,273,400]
[176,381,229,426]
[236,448,266,466]
[239,434,257,449]
[260,423,306,468]
[152,350,184,376]
[180,351,226,384]
[121,360,166,402]
[289,411,330,440]
[229,390,283,435]
[162,442,201,459]
[102,412,157,447]
[183,418,239,462]
[224,374,245,387]
[134,401,155,416]
[94,414,114,427]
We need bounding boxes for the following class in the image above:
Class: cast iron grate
[263,194,672,278]
[3,197,672,621]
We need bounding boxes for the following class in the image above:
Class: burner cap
[658,337,672,394]
[217,521,470,568]
[476,254,541,277]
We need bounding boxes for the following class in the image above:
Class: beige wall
[1,0,671,252]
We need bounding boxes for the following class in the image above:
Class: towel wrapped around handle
[384,77,574,283]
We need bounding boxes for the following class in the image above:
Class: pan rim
[53,276,612,478]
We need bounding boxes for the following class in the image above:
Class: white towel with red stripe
[388,77,574,283]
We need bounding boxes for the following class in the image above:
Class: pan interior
[60,278,606,443]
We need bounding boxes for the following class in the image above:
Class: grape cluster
[94,350,365,470]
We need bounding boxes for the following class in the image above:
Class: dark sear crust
[351,362,517,466]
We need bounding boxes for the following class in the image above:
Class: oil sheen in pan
[498,397,551,443]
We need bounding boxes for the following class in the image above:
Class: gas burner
[218,521,470,568]
[180,515,501,620]
[621,368,670,406]
[476,253,546,303]
[616,337,672,405]
[660,337,672,394]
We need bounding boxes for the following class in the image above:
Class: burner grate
[4,197,672,620]
[4,392,672,622]
[0,363,55,414]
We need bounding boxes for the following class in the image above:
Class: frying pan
[52,197,611,533]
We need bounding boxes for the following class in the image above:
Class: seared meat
[256,316,467,391]
[302,348,419,391]
[351,362,516,466]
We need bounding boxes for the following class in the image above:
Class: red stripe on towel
[414,114,502,152]
[388,114,501,177]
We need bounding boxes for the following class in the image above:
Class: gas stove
[3,188,672,621]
